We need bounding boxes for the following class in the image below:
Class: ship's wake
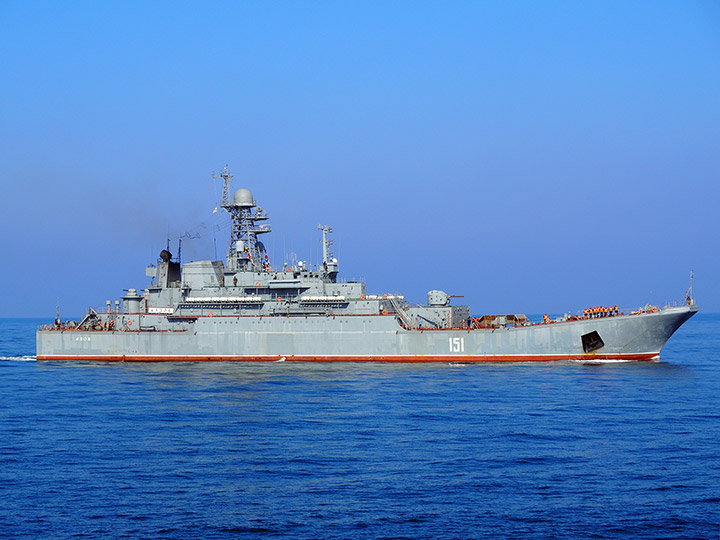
[570,357,659,365]
[0,355,37,361]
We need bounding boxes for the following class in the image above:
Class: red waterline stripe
[37,353,659,363]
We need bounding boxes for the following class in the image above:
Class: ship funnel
[122,289,142,313]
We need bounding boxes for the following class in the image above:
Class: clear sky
[1,1,718,318]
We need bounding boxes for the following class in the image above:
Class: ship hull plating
[37,305,697,363]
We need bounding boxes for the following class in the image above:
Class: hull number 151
[449,337,465,353]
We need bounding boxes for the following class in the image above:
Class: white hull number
[449,337,465,353]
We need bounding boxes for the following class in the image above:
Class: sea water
[1,316,718,539]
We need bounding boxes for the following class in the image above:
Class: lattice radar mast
[213,166,271,273]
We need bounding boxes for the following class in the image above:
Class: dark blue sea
[1,316,718,539]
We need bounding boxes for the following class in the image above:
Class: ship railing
[566,299,690,321]
[87,305,118,314]
[338,277,365,284]
[662,298,695,308]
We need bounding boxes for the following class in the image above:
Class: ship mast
[214,164,233,208]
[318,224,339,280]
[213,166,271,273]
[318,225,333,266]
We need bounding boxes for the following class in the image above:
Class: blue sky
[1,1,718,317]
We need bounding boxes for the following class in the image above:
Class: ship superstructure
[37,167,698,362]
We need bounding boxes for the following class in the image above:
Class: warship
[37,167,698,362]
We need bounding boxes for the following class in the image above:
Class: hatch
[581,331,605,353]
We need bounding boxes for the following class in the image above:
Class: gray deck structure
[37,167,697,362]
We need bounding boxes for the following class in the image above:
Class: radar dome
[233,188,254,207]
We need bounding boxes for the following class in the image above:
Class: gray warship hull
[37,305,697,362]
[37,168,698,363]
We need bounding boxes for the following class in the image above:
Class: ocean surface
[1,316,718,540]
